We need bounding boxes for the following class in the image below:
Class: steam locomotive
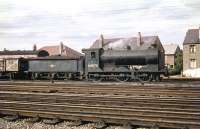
[0,35,168,82]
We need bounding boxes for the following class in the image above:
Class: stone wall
[183,44,200,71]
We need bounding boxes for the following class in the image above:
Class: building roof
[90,36,162,51]
[183,29,200,44]
[163,44,180,55]
[39,44,83,58]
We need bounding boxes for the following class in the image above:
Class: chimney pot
[33,44,37,51]
[137,32,143,46]
[199,26,200,41]
[99,34,104,48]
[59,42,64,55]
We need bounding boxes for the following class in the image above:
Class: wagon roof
[0,50,41,55]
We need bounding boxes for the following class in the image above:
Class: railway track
[0,81,200,129]
[1,101,199,129]
[0,90,200,129]
[0,81,200,97]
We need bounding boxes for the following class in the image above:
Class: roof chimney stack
[199,25,200,41]
[99,34,104,48]
[33,44,37,51]
[59,42,64,55]
[137,32,143,46]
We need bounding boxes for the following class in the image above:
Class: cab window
[91,52,96,58]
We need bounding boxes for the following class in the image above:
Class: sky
[0,0,200,52]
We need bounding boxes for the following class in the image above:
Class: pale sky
[0,0,200,52]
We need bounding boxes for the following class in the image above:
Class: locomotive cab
[82,48,103,80]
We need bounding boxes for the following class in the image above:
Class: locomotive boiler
[101,49,158,66]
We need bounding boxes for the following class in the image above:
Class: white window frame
[190,59,197,68]
[189,45,196,53]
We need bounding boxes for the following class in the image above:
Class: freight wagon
[0,58,28,79]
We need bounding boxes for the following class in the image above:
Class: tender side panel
[28,59,78,72]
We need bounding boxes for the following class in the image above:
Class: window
[91,52,96,58]
[189,45,196,53]
[190,59,196,68]
[170,65,174,69]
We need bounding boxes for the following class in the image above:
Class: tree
[174,52,183,74]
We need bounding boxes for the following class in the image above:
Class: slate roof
[183,29,200,44]
[90,36,162,51]
[40,44,83,59]
[163,44,180,55]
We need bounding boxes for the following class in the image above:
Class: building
[163,44,182,69]
[39,42,83,59]
[183,27,200,77]
[89,32,165,68]
[0,45,49,59]
[91,33,164,52]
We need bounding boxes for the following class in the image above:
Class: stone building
[183,27,200,77]
[90,33,164,52]
[163,44,182,69]
[89,33,165,69]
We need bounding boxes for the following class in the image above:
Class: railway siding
[0,81,200,129]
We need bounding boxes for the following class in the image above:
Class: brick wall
[165,55,175,68]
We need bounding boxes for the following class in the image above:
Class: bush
[168,68,179,75]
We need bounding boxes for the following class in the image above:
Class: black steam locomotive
[82,48,166,82]
[0,35,168,82]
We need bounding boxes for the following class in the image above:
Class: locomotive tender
[0,33,167,82]
[28,56,84,80]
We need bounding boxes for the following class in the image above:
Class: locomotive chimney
[99,34,104,48]
[33,44,37,51]
[59,42,64,55]
[137,32,143,46]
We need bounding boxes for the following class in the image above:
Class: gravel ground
[0,118,148,129]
